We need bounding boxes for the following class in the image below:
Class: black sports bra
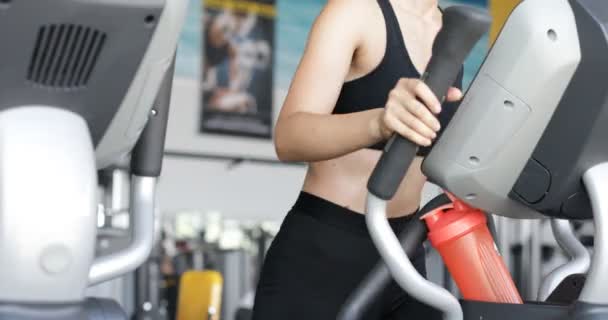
[333,0,463,157]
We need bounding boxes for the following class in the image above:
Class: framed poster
[200,0,276,139]
[167,0,320,161]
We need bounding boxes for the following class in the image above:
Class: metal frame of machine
[0,0,187,318]
[365,0,608,319]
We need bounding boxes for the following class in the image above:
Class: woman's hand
[373,78,463,146]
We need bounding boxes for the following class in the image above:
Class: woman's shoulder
[313,0,383,47]
[323,0,377,10]
[319,0,382,23]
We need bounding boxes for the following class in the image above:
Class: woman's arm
[274,0,380,162]
[274,0,460,163]
[275,109,386,162]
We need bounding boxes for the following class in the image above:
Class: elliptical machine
[0,0,187,319]
[342,0,608,319]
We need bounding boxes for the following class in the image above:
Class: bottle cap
[422,197,487,248]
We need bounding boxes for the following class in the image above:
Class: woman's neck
[396,0,439,17]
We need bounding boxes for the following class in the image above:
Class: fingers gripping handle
[367,6,491,200]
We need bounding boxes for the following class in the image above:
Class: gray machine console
[423,0,582,219]
[509,0,608,220]
[0,0,162,145]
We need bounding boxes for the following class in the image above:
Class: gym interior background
[86,0,596,319]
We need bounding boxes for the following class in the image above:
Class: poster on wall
[200,0,275,139]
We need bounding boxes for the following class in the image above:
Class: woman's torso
[302,0,443,217]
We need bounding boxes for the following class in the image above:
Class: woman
[252,0,463,318]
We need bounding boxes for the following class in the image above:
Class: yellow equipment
[489,0,522,44]
[176,270,223,320]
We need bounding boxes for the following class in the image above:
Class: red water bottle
[422,194,523,304]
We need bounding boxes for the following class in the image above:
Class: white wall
[158,77,306,222]
[158,156,306,222]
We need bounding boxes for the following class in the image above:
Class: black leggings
[252,192,441,320]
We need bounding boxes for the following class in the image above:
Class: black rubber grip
[337,194,452,320]
[367,6,491,200]
[131,57,176,177]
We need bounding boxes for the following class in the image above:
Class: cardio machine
[343,0,608,319]
[0,0,187,319]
